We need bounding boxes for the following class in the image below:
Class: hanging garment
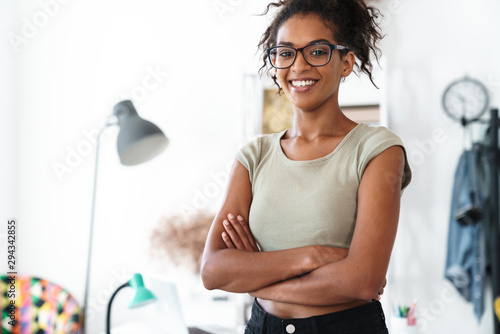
[445,145,487,321]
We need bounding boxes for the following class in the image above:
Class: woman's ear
[341,51,355,77]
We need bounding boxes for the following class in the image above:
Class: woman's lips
[289,79,318,92]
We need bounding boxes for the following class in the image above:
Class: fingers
[374,278,387,301]
[221,213,259,252]
[221,232,235,249]
[227,213,255,251]
[223,218,245,249]
[236,215,259,251]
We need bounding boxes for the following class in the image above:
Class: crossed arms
[200,146,405,306]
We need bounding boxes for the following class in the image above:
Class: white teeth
[291,80,316,87]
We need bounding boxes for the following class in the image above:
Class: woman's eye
[279,51,294,58]
[310,49,327,56]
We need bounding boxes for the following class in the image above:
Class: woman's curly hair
[258,0,384,93]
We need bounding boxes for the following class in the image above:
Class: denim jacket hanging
[445,145,487,321]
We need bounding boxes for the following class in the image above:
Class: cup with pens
[391,302,417,333]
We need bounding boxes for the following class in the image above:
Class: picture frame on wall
[242,72,384,139]
[261,88,381,133]
[262,88,293,134]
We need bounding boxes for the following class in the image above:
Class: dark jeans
[245,299,388,334]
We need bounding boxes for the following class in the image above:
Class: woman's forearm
[250,256,383,306]
[201,245,347,293]
[251,147,405,306]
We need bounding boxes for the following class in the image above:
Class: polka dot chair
[1,275,81,334]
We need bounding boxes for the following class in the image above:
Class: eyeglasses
[266,43,348,69]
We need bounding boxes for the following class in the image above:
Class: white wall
[10,1,272,333]
[4,0,500,333]
[0,1,18,263]
[381,0,500,333]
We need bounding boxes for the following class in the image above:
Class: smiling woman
[201,1,412,333]
[258,0,383,94]
[270,14,354,113]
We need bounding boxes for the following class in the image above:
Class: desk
[100,322,236,334]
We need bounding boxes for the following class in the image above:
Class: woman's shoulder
[237,131,285,155]
[236,130,285,170]
[353,123,405,148]
[353,123,412,190]
[356,123,402,139]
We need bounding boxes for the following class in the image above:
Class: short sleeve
[358,126,412,192]
[235,136,262,184]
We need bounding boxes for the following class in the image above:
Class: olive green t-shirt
[236,123,411,252]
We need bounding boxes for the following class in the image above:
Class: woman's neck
[288,104,357,140]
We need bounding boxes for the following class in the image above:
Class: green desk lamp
[106,273,157,334]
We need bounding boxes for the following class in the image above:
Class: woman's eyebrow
[276,39,333,46]
[309,39,332,44]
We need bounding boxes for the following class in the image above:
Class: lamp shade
[128,273,157,309]
[113,100,169,166]
[106,273,157,334]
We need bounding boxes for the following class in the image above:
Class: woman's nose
[291,51,312,72]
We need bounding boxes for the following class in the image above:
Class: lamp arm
[106,282,130,334]
[82,117,117,334]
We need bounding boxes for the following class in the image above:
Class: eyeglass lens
[269,44,332,68]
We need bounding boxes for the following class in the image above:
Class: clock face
[442,77,489,122]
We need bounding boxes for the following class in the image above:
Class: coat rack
[442,75,499,330]
[464,108,500,333]
[489,108,500,334]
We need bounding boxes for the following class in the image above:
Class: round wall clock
[442,76,489,124]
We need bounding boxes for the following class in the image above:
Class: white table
[99,322,237,334]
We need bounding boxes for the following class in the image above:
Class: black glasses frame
[266,43,349,69]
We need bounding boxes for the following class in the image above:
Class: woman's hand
[222,213,259,252]
[218,210,388,302]
[373,277,387,301]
